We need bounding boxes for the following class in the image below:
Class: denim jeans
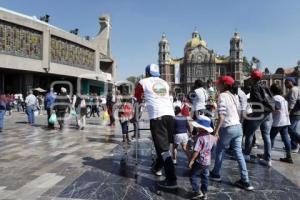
[190,162,209,193]
[212,124,249,183]
[26,106,35,124]
[270,126,291,155]
[0,110,5,129]
[120,121,128,135]
[288,116,300,149]
[244,112,272,161]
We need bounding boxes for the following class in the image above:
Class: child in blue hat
[189,115,217,200]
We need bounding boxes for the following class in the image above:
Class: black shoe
[279,157,293,164]
[157,179,177,189]
[256,153,264,159]
[235,179,254,191]
[190,191,203,199]
[80,127,84,130]
[209,171,221,182]
[0,128,2,132]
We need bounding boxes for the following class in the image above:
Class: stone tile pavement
[0,111,299,199]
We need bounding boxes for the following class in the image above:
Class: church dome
[185,31,206,49]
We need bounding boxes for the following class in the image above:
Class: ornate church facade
[158,31,244,93]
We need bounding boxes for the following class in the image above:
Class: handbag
[49,113,57,124]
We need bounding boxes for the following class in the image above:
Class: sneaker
[173,159,177,165]
[256,153,264,159]
[209,172,221,182]
[157,179,177,189]
[151,168,162,176]
[190,191,203,199]
[244,154,257,163]
[291,147,299,153]
[279,157,293,164]
[252,144,258,149]
[202,193,208,200]
[235,179,254,191]
[259,159,272,167]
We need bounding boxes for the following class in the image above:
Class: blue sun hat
[145,64,160,77]
[191,115,213,133]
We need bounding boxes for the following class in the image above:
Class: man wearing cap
[134,64,177,188]
[244,69,274,167]
[285,77,300,153]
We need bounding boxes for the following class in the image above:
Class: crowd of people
[0,88,115,131]
[0,64,300,199]
[123,63,300,200]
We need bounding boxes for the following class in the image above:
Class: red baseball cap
[251,69,263,79]
[215,76,235,86]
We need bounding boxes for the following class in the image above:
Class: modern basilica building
[0,7,116,95]
[158,31,244,93]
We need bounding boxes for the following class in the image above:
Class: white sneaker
[259,159,272,167]
[151,168,162,176]
[155,169,162,176]
[291,147,299,153]
[173,159,177,165]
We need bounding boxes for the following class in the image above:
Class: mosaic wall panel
[51,36,95,70]
[0,19,43,59]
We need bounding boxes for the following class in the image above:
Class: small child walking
[118,97,133,143]
[172,106,192,164]
[189,115,217,200]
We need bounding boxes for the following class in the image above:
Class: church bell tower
[230,32,243,83]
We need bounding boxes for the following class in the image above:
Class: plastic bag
[70,109,77,116]
[101,111,110,125]
[34,110,39,117]
[49,113,57,124]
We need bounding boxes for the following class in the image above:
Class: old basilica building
[158,31,244,93]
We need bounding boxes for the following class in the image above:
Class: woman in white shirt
[210,76,254,191]
[269,83,293,163]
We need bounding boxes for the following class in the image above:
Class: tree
[243,56,251,75]
[126,75,144,85]
[251,57,261,69]
[126,76,138,85]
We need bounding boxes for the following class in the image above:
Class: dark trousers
[90,106,100,117]
[150,115,176,181]
[120,121,128,135]
[270,126,291,155]
[47,108,54,128]
[190,162,209,193]
[56,111,66,129]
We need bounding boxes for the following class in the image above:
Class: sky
[1,0,300,81]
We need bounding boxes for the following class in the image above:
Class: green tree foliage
[243,56,251,75]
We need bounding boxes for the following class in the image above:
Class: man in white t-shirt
[269,83,293,163]
[135,64,177,188]
[190,79,208,119]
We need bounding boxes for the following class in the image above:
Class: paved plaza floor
[0,111,299,200]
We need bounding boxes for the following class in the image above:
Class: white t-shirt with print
[272,95,290,127]
[139,77,175,119]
